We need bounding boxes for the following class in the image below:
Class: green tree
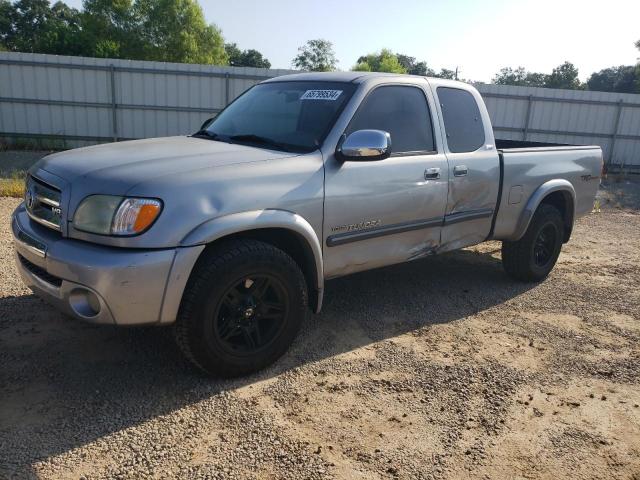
[396,53,435,76]
[545,61,582,89]
[1,0,229,64]
[46,1,85,54]
[493,62,584,90]
[436,68,456,80]
[525,72,546,87]
[0,0,84,54]
[79,0,227,64]
[352,61,371,72]
[352,49,406,73]
[493,66,524,85]
[4,0,53,52]
[587,65,639,93]
[225,42,271,68]
[241,49,270,68]
[292,39,337,71]
[80,0,140,59]
[0,0,12,48]
[493,66,546,87]
[410,61,431,76]
[135,0,226,64]
[225,42,242,64]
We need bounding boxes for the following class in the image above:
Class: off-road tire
[174,239,307,377]
[502,204,564,282]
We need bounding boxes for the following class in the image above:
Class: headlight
[74,195,162,236]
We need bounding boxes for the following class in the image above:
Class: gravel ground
[1,191,639,480]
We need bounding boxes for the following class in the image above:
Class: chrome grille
[25,175,62,231]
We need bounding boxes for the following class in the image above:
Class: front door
[323,84,449,278]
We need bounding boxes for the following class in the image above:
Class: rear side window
[437,87,484,153]
[346,85,435,154]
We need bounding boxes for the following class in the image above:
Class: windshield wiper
[228,134,294,152]
[191,130,230,143]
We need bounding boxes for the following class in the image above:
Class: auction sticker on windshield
[300,90,343,101]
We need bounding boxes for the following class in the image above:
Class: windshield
[202,81,356,152]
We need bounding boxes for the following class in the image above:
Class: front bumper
[11,203,204,325]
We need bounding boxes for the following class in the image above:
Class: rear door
[432,85,500,251]
[323,83,449,278]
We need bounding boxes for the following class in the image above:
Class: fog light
[69,288,101,318]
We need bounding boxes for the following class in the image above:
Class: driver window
[346,85,435,154]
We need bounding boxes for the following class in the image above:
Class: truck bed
[496,139,589,150]
[491,138,602,242]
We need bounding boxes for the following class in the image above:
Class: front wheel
[502,204,564,282]
[174,239,308,377]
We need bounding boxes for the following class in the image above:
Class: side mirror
[200,117,215,131]
[336,129,392,162]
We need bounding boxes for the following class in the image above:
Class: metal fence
[0,52,294,147]
[2,52,640,169]
[477,83,640,170]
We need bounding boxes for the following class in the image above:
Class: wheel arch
[180,210,324,313]
[513,179,576,243]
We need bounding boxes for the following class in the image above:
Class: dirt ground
[1,187,639,480]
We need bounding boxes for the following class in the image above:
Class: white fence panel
[1,52,639,169]
[0,52,293,147]
[476,83,640,169]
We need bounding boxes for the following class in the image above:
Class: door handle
[453,165,468,177]
[424,167,440,180]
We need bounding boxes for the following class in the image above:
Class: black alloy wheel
[214,275,289,355]
[502,204,564,282]
[533,224,558,268]
[174,239,308,377]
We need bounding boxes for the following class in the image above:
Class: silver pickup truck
[12,72,602,376]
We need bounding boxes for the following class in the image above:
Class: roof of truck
[262,72,471,91]
[263,71,425,84]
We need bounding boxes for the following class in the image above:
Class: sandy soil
[0,192,639,480]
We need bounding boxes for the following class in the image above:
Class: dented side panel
[322,152,449,278]
[321,76,449,279]
[324,229,439,279]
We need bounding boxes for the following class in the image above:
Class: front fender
[512,179,576,241]
[180,209,324,312]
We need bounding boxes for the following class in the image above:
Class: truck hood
[36,136,298,188]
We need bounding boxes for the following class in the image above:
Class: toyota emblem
[25,185,36,210]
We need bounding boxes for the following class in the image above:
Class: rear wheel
[502,204,564,282]
[174,239,307,377]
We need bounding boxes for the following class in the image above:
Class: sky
[64,0,640,82]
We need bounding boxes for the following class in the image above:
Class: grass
[0,146,48,198]
[1,137,68,152]
[0,174,25,198]
[0,139,63,198]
